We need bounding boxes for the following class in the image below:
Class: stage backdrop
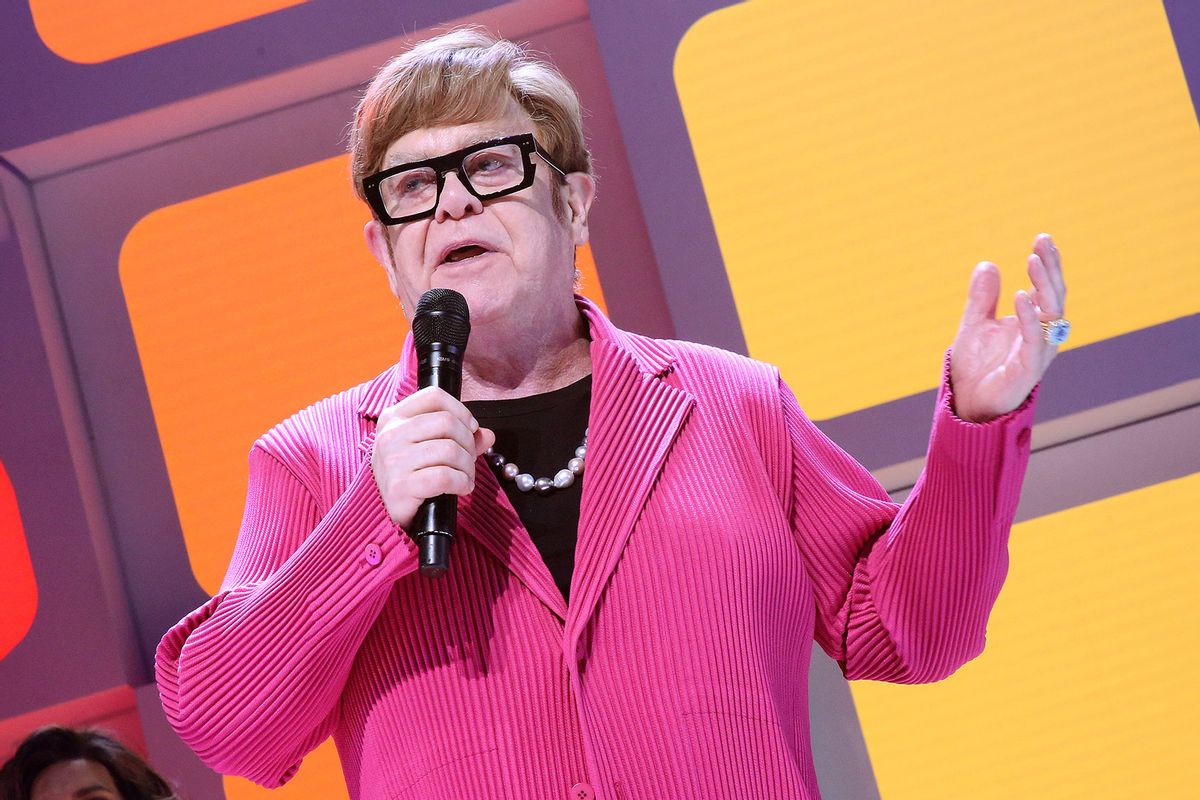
[2,2,1197,798]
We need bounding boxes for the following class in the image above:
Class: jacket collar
[355,294,675,419]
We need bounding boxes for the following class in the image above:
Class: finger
[959,262,1001,330]
[409,465,474,498]
[390,410,477,454]
[474,426,497,457]
[384,386,478,432]
[1034,233,1066,303]
[1014,289,1045,351]
[405,437,477,475]
[1027,253,1063,319]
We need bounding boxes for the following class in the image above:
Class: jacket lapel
[458,464,570,622]
[565,301,695,649]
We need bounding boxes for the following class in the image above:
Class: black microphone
[411,288,471,578]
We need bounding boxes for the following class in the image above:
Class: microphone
[411,288,471,578]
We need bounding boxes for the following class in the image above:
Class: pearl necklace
[485,428,588,495]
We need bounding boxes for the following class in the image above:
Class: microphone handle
[414,342,464,577]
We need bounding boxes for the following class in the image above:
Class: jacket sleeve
[783,354,1036,683]
[155,438,417,786]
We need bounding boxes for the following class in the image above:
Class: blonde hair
[350,28,592,203]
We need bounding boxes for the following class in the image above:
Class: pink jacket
[156,297,1036,800]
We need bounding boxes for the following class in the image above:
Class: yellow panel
[849,472,1200,799]
[30,0,307,64]
[676,1,1200,419]
[120,154,606,596]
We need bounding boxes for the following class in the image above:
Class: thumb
[959,262,1000,331]
[475,427,497,456]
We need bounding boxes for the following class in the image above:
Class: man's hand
[371,387,496,529]
[950,233,1067,423]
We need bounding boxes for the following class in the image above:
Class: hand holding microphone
[370,289,492,576]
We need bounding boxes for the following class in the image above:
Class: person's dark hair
[0,726,178,800]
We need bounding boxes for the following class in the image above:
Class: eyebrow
[73,786,115,798]
[385,128,515,168]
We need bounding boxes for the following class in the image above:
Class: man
[156,28,1067,800]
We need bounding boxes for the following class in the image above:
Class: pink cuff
[940,347,1040,429]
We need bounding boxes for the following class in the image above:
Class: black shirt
[465,374,591,603]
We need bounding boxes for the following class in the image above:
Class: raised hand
[949,233,1067,423]
[371,387,496,529]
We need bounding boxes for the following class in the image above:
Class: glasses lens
[374,142,528,221]
[377,167,438,219]
[463,144,525,193]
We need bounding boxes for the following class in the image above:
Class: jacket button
[364,543,382,566]
[569,782,595,800]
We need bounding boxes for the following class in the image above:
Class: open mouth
[442,244,491,264]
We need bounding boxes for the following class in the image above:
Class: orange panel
[575,237,606,312]
[224,738,348,800]
[30,0,307,64]
[120,154,606,598]
[0,458,37,662]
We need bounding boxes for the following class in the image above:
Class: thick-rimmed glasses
[362,133,568,225]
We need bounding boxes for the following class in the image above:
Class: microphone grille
[413,288,470,349]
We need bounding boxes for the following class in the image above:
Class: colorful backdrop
[2,1,1197,798]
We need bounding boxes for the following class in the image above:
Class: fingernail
[469,417,479,432]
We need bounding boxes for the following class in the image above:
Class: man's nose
[434,171,484,223]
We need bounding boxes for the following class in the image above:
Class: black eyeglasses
[362,133,568,225]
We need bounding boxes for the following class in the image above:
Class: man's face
[364,104,594,330]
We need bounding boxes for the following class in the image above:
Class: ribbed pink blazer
[156,297,1036,800]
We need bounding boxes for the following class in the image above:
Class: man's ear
[364,219,402,297]
[563,173,596,246]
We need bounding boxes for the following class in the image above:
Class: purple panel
[1164,0,1200,124]
[0,214,133,717]
[531,20,674,339]
[25,93,342,662]
[1014,405,1200,524]
[136,684,225,800]
[0,0,510,150]
[819,314,1200,472]
[589,0,748,355]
